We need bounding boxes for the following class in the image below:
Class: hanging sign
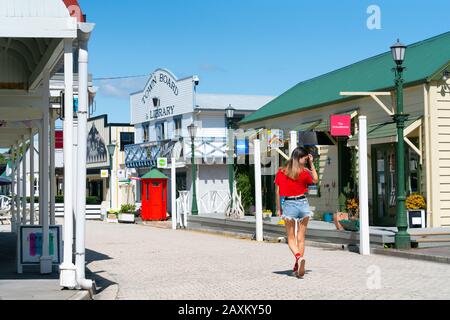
[330,115,351,137]
[101,170,109,178]
[236,138,249,156]
[268,129,284,148]
[157,157,168,169]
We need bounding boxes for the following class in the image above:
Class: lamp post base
[395,232,411,250]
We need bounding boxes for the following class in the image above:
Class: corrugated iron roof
[242,31,450,124]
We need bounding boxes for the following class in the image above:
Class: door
[149,180,163,219]
[372,143,397,226]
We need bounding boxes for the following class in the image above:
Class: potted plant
[263,210,272,221]
[107,209,119,223]
[406,193,426,228]
[336,197,360,232]
[118,204,136,223]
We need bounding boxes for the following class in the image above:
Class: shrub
[86,196,101,205]
[120,204,136,213]
[236,171,254,214]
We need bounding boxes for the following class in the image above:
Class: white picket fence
[37,203,102,220]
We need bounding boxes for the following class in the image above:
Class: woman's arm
[275,185,282,216]
[308,155,319,184]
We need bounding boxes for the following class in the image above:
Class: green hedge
[25,196,101,205]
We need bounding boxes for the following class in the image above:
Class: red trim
[55,130,64,149]
[63,0,85,22]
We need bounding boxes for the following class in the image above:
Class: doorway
[371,142,421,226]
[371,143,397,226]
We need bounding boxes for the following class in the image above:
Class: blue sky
[78,0,450,123]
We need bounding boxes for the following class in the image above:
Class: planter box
[118,213,136,223]
[107,214,118,223]
[407,209,426,228]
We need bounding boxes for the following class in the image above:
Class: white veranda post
[359,116,370,255]
[60,38,77,289]
[254,139,263,242]
[171,157,177,230]
[40,69,52,275]
[30,129,35,226]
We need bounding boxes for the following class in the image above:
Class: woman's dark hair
[282,147,310,179]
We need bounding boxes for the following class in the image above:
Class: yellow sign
[101,170,109,178]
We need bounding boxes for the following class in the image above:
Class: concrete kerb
[137,219,450,265]
[371,247,450,265]
[183,226,450,264]
[68,290,92,300]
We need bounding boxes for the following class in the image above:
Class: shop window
[156,122,166,141]
[120,132,135,151]
[174,117,182,137]
[143,123,150,143]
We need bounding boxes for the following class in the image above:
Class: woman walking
[275,147,318,278]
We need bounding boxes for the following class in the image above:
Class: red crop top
[274,168,313,197]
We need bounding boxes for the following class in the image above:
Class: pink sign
[330,115,351,137]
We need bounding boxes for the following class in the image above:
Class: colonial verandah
[0,0,94,290]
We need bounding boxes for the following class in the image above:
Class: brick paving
[84,220,450,300]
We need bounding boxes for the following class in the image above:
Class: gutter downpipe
[75,22,95,290]
[423,83,433,227]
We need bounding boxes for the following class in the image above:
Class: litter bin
[140,169,168,221]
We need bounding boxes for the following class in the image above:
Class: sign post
[171,157,177,230]
[254,139,263,242]
[359,116,370,255]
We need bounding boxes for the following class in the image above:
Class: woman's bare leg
[296,217,310,257]
[284,219,299,256]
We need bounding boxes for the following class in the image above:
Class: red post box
[140,169,168,221]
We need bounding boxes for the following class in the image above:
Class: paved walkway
[85,220,450,300]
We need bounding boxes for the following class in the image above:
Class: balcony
[125,136,229,168]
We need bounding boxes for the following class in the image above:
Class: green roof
[141,169,169,179]
[241,32,450,124]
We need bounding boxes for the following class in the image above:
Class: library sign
[136,68,194,122]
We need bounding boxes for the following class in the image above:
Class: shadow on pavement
[85,249,118,296]
[0,232,117,297]
[273,269,313,277]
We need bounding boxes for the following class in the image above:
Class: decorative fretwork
[125,136,229,168]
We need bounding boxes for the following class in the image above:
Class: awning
[0,176,11,186]
[347,116,423,147]
[293,120,322,132]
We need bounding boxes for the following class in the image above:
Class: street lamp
[107,142,117,210]
[390,39,411,250]
[188,123,199,216]
[225,105,236,207]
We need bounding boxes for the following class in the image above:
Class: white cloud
[96,77,148,99]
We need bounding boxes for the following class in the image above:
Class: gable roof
[241,31,450,124]
[141,168,168,179]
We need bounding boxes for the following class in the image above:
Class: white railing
[199,190,229,214]
[0,195,11,211]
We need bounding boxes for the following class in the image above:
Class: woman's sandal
[297,258,306,278]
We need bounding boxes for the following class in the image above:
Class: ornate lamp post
[225,104,236,207]
[188,123,199,216]
[391,39,411,249]
[107,142,117,210]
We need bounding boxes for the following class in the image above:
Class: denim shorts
[281,197,313,222]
